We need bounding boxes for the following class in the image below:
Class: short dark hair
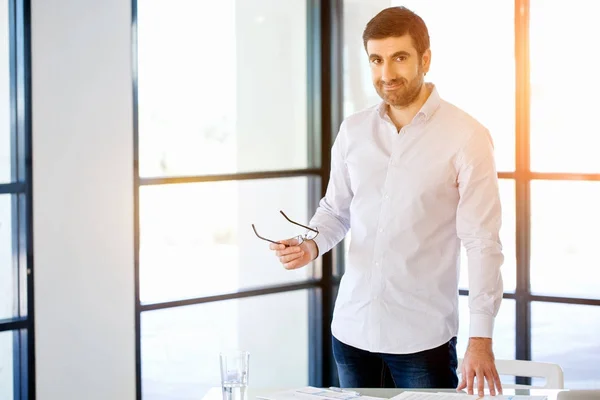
[362,6,430,57]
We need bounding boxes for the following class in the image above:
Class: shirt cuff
[469,313,495,338]
[311,233,327,258]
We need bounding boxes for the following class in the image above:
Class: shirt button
[384,194,389,199]
[375,262,379,266]
[378,228,384,233]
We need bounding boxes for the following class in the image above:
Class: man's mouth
[382,83,403,91]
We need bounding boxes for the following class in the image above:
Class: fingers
[280,246,307,269]
[268,238,306,269]
[456,367,467,391]
[458,369,487,397]
[282,258,306,270]
[268,242,285,250]
[279,237,300,246]
[480,365,504,396]
[476,368,485,397]
[458,368,503,397]
[485,369,496,396]
[493,369,503,395]
[273,245,303,258]
[279,251,305,264]
[466,369,475,395]
[268,237,300,251]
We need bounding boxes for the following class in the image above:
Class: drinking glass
[220,351,250,400]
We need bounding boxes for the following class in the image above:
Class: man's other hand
[457,337,503,397]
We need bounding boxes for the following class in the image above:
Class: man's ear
[422,48,431,74]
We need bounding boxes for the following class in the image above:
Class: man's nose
[381,63,395,83]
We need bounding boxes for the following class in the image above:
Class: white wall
[31,0,135,399]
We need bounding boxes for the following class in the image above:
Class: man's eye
[371,59,381,65]
[396,56,407,62]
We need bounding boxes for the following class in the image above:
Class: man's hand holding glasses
[252,211,320,270]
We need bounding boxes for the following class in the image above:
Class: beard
[375,66,424,108]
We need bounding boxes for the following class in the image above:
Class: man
[269,6,504,397]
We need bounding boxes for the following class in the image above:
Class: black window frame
[0,0,34,399]
[132,1,344,398]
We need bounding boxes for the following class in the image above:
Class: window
[526,0,600,386]
[139,177,320,304]
[141,291,310,397]
[134,0,337,397]
[137,0,310,178]
[0,0,10,184]
[0,0,33,399]
[530,181,600,300]
[531,302,600,389]
[529,0,600,173]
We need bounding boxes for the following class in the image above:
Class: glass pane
[342,0,390,115]
[530,0,600,173]
[141,290,309,399]
[139,177,319,304]
[532,302,600,389]
[458,296,516,385]
[0,0,11,183]
[459,179,516,292]
[0,331,14,399]
[137,0,309,177]
[531,181,600,299]
[0,194,14,319]
[342,0,515,172]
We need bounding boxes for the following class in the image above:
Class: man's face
[366,35,430,108]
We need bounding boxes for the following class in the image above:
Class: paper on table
[390,392,547,400]
[256,387,386,400]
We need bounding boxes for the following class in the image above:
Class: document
[390,391,547,400]
[256,386,386,400]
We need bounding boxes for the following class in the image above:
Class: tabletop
[201,386,571,400]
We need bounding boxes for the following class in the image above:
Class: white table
[202,387,569,400]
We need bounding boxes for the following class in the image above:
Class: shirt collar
[376,83,441,124]
[418,83,441,121]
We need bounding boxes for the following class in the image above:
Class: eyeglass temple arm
[279,210,319,233]
[251,224,287,246]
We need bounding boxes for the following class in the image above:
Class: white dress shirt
[310,84,504,354]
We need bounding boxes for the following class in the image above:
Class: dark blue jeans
[332,335,459,388]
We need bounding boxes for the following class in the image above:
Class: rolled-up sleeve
[310,122,354,256]
[455,127,504,338]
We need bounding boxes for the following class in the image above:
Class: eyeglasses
[252,210,319,247]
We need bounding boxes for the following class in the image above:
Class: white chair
[557,390,600,399]
[457,358,564,389]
